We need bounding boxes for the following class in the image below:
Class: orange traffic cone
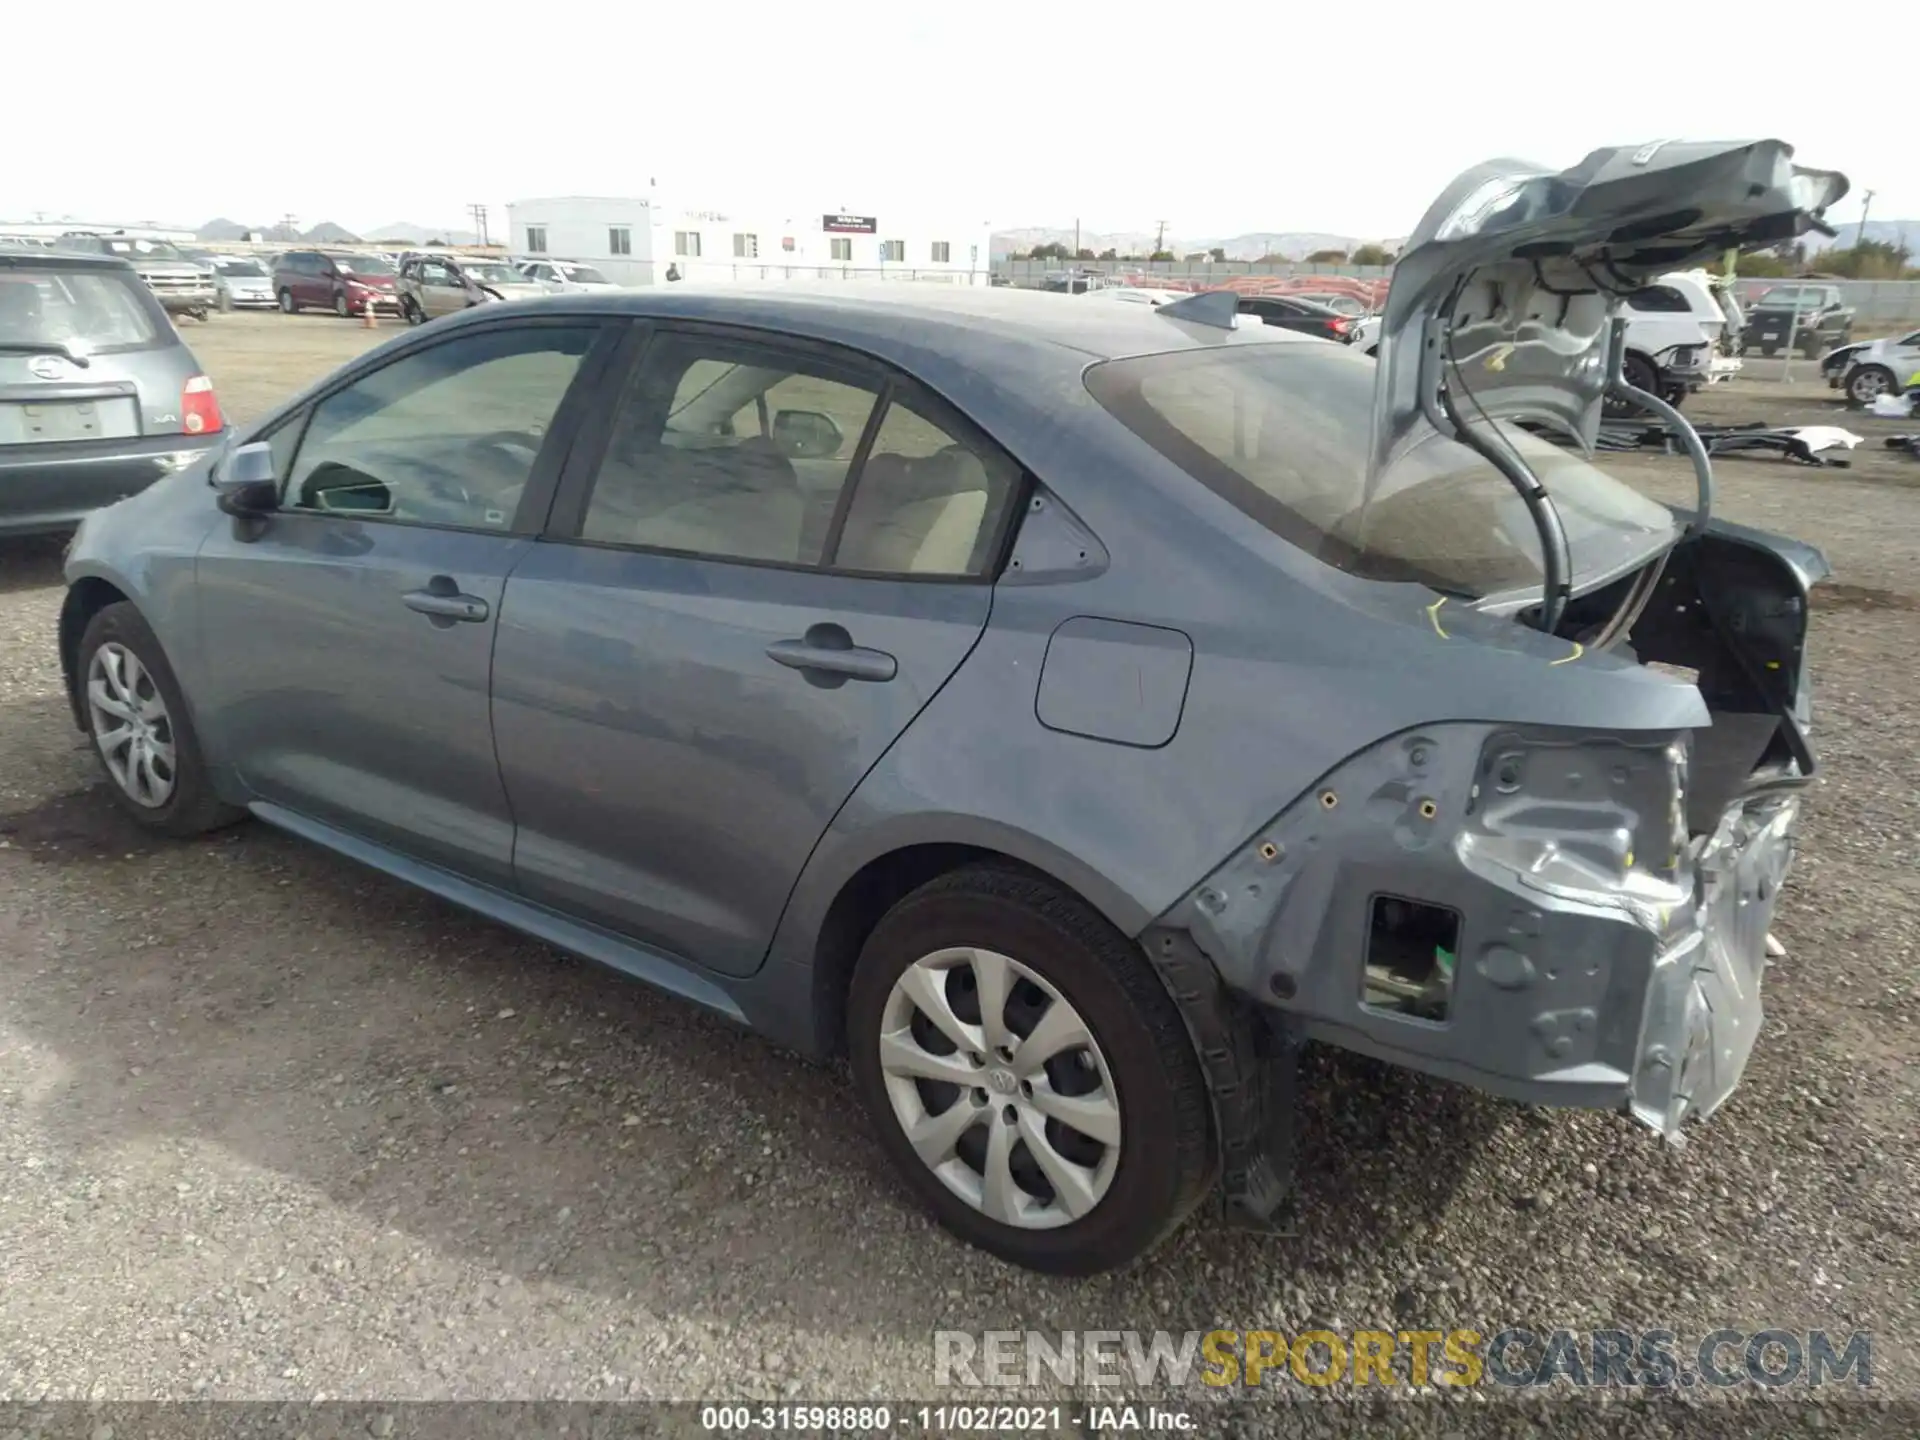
[363,294,378,329]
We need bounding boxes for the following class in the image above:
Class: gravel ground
[0,314,1916,1431]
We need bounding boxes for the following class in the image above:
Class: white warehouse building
[504,196,992,286]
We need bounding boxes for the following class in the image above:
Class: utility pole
[468,204,490,247]
[280,212,297,238]
[1154,219,1167,256]
[1856,190,1875,248]
[1074,218,1080,257]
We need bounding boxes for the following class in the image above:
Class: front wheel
[846,865,1214,1275]
[1848,365,1899,406]
[77,603,245,838]
[333,291,351,318]
[401,296,426,326]
[277,289,296,314]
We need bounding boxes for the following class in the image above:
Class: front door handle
[766,623,897,684]
[403,575,490,626]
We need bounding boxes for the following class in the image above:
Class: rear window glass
[1084,343,1675,600]
[0,269,163,353]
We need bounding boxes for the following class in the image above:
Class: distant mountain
[195,217,250,241]
[991,226,1405,262]
[363,221,483,247]
[302,220,362,244]
[1821,219,1919,251]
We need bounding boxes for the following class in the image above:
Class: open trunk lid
[1363,139,1844,630]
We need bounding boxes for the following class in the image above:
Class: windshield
[462,262,525,285]
[99,238,186,261]
[332,254,395,276]
[214,258,266,277]
[1755,287,1825,309]
[1085,344,1677,600]
[558,263,610,284]
[0,269,162,352]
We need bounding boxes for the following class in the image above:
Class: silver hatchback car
[2,250,226,537]
[59,139,1842,1275]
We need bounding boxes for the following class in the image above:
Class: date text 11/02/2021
[700,1406,1194,1432]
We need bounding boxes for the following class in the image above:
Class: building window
[526,226,548,254]
[930,241,951,263]
[733,233,759,259]
[609,227,632,256]
[830,238,852,262]
[880,240,905,263]
[674,231,702,258]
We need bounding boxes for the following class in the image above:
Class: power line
[468,203,491,247]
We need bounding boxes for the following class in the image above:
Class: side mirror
[213,441,279,516]
[771,408,843,460]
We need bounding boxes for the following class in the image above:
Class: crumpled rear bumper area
[1149,722,1803,1139]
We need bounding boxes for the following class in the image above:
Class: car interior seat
[638,434,806,563]
[839,447,992,574]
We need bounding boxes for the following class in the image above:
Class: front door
[192,318,612,884]
[488,323,1023,976]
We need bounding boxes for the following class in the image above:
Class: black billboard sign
[822,214,878,234]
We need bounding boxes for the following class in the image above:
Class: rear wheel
[846,864,1214,1275]
[277,289,296,314]
[77,603,245,838]
[401,296,425,326]
[1602,352,1662,420]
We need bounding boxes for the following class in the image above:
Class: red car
[271,250,400,317]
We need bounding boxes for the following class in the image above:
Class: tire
[1848,365,1898,407]
[277,289,296,314]
[401,296,425,326]
[333,291,351,318]
[1758,344,1779,358]
[846,863,1214,1275]
[1602,352,1662,419]
[77,603,246,839]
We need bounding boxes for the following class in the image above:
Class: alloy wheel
[877,946,1121,1229]
[86,642,177,808]
[1850,368,1892,404]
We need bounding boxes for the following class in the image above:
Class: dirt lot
[1,312,1917,1425]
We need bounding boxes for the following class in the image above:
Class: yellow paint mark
[1765,660,1781,669]
[1549,642,1585,667]
[1426,596,1451,639]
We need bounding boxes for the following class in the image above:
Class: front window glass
[1085,343,1676,599]
[284,326,595,529]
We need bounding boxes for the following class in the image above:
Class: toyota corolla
[58,139,1840,1275]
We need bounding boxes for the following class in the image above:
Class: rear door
[191,317,619,884]
[488,321,1023,976]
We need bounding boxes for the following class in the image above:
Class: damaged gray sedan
[58,138,1840,1275]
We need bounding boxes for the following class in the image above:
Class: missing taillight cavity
[1362,895,1461,1021]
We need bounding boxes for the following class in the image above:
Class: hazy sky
[6,4,1905,243]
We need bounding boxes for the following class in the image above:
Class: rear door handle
[403,575,490,625]
[766,623,897,684]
